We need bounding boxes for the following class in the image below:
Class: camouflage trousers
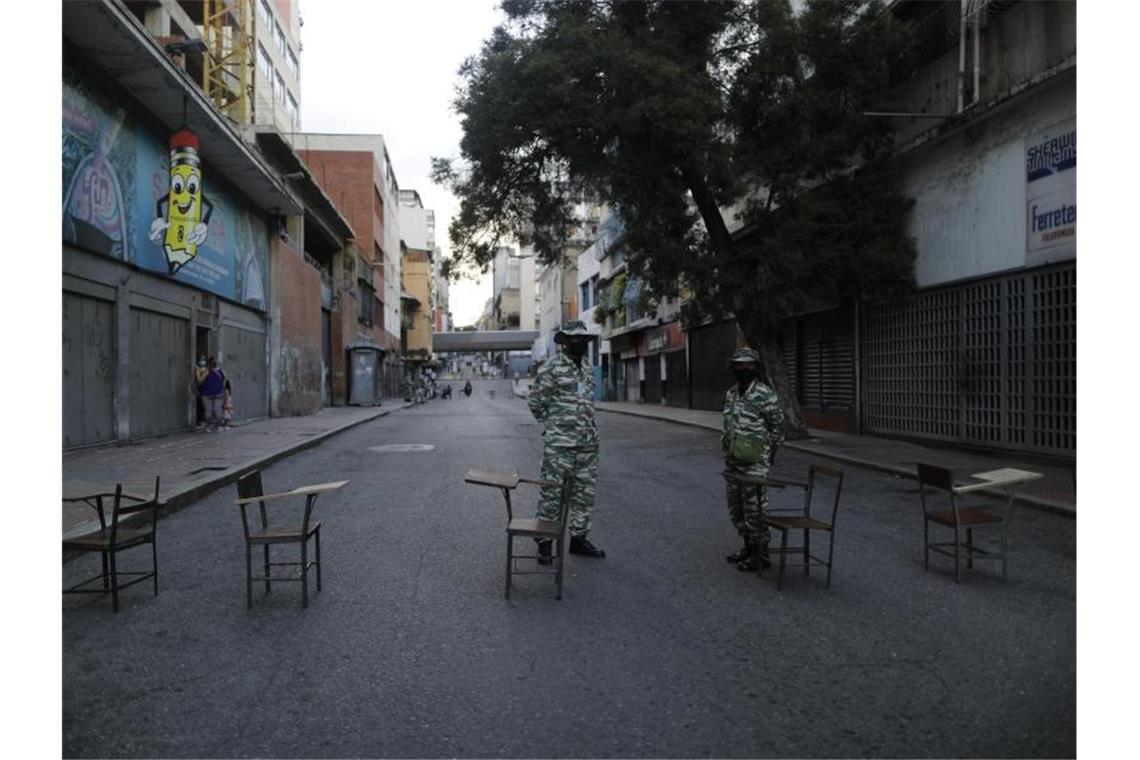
[724,458,772,546]
[536,444,599,538]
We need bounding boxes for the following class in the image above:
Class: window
[274,72,286,104]
[286,93,299,128]
[273,21,286,55]
[286,48,299,80]
[257,44,272,81]
[258,0,271,29]
[580,281,591,312]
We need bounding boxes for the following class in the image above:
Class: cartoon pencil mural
[148,128,213,274]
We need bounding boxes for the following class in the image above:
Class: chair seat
[928,507,1003,527]
[507,517,563,537]
[63,527,153,551]
[763,515,832,531]
[248,521,321,543]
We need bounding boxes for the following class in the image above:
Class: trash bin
[347,343,382,406]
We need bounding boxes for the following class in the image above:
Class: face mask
[733,368,754,385]
[564,342,587,359]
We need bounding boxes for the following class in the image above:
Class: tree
[434,0,917,436]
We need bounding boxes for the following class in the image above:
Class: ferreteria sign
[1026,118,1076,263]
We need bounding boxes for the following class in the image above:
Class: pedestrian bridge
[432,330,539,352]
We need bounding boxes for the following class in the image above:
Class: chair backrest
[116,477,162,533]
[916,463,957,516]
[236,470,267,537]
[806,465,844,525]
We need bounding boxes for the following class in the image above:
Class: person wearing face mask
[722,347,786,572]
[527,320,605,563]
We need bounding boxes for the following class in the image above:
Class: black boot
[726,538,753,564]
[536,539,553,566]
[569,535,606,558]
[736,543,773,572]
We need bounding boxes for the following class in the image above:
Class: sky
[299,0,506,327]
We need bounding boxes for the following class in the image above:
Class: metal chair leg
[556,538,564,601]
[110,552,120,613]
[825,529,836,589]
[923,520,930,570]
[804,527,811,577]
[967,528,974,569]
[777,528,789,591]
[504,536,512,600]
[953,525,962,584]
[263,545,271,594]
[301,541,309,609]
[152,538,159,596]
[1001,522,1009,581]
[245,545,252,609]
[101,552,109,590]
[315,529,322,591]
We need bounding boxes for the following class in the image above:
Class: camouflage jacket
[528,351,598,449]
[722,379,786,462]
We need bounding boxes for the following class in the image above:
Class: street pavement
[62,379,1075,758]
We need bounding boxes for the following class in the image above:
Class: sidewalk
[63,403,410,538]
[596,401,1075,515]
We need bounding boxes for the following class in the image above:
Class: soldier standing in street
[722,347,786,572]
[528,320,605,563]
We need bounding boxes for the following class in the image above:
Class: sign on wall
[1025,119,1075,264]
[62,61,268,310]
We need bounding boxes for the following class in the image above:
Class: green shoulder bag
[728,432,765,464]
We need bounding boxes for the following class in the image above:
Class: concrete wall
[269,235,322,415]
[899,71,1075,287]
[403,249,433,356]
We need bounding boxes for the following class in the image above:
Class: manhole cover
[368,444,435,453]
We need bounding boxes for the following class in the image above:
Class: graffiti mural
[62,61,268,310]
[148,129,213,274]
[63,74,135,260]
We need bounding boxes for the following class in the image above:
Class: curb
[64,403,412,556]
[596,406,1075,517]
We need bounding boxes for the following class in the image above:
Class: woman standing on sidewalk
[200,356,228,432]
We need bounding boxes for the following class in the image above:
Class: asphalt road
[63,379,1076,758]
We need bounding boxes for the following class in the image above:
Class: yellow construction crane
[201,0,255,125]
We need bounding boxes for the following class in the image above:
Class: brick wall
[270,237,322,415]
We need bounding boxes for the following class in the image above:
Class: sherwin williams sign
[62,61,268,309]
[1026,119,1075,261]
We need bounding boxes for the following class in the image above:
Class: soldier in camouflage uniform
[722,347,786,572]
[528,320,605,563]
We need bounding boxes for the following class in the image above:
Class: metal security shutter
[643,355,662,404]
[221,321,268,421]
[129,307,191,438]
[795,312,855,411]
[664,350,689,408]
[862,262,1075,455]
[688,320,737,410]
[63,292,116,447]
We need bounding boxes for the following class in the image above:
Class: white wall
[900,74,1075,287]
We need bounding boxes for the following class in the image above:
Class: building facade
[62,0,302,445]
[295,134,404,401]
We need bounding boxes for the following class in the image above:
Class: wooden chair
[504,471,574,600]
[760,465,845,590]
[917,463,1010,583]
[235,471,346,609]
[62,477,161,613]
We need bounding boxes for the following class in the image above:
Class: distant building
[294,133,404,400]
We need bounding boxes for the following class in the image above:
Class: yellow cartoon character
[148,128,213,274]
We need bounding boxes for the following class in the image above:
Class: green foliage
[592,303,609,325]
[436,0,917,331]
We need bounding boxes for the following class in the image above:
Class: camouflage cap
[554,320,597,343]
[729,347,761,364]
